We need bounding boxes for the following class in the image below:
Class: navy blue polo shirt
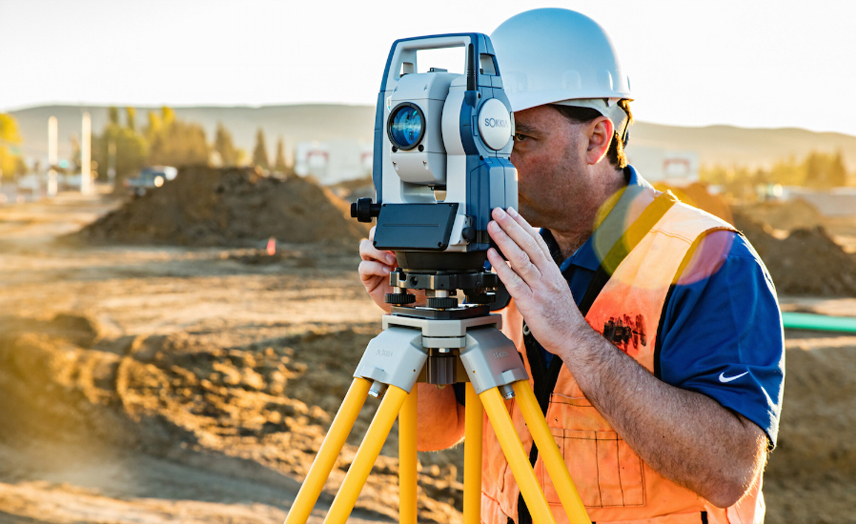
[538,167,784,447]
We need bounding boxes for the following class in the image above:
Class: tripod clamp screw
[368,381,389,398]
[499,384,516,400]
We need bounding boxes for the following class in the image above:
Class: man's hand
[486,207,585,357]
[485,207,767,508]
[358,227,426,313]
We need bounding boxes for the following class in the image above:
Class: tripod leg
[464,383,483,524]
[284,377,372,524]
[324,385,410,524]
[480,387,556,524]
[399,386,418,524]
[513,381,591,524]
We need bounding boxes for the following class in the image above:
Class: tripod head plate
[382,312,503,336]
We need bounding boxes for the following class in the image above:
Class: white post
[107,141,116,186]
[81,112,91,195]
[48,116,58,196]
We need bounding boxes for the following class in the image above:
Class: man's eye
[513,133,528,142]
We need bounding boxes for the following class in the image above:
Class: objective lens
[387,103,425,150]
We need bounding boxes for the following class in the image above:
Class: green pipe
[782,312,856,333]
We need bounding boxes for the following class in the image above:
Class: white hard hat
[491,8,632,113]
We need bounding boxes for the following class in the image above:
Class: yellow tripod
[283,312,591,524]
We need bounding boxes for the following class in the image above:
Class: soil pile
[764,334,856,524]
[733,213,856,296]
[0,314,462,523]
[656,183,856,297]
[734,198,826,232]
[738,198,856,254]
[74,167,370,247]
[5,313,856,524]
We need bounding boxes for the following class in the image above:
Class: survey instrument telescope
[351,33,517,311]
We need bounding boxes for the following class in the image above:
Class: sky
[1,0,855,136]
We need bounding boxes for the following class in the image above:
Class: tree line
[92,106,289,182]
[700,150,853,198]
[0,109,289,182]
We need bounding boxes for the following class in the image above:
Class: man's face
[509,105,590,229]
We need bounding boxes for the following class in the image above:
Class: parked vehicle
[59,172,84,191]
[124,166,178,196]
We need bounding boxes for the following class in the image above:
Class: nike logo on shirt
[719,371,749,383]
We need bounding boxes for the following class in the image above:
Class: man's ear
[585,116,614,165]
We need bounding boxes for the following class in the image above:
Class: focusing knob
[427,297,459,309]
[385,292,416,305]
[350,198,381,223]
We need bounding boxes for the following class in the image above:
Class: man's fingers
[358,260,392,282]
[507,207,553,259]
[487,248,530,297]
[359,238,396,265]
[489,214,544,283]
[490,221,537,276]
[491,208,549,267]
[488,221,539,283]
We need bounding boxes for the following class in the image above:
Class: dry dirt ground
[0,192,460,524]
[1,192,855,523]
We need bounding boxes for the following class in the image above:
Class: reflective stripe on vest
[481,195,765,524]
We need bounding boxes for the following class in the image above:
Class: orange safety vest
[481,193,765,524]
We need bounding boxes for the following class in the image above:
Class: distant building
[625,146,699,185]
[294,140,372,184]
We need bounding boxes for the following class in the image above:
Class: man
[359,8,784,524]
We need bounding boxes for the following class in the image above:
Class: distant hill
[8,104,856,172]
[629,122,856,171]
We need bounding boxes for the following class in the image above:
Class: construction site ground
[1,190,855,524]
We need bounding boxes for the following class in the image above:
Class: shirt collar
[542,165,657,273]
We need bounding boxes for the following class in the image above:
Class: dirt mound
[73,166,370,247]
[8,312,856,524]
[732,213,856,296]
[0,314,462,523]
[768,341,856,480]
[764,339,856,524]
[735,198,826,232]
[656,183,856,297]
[119,325,463,522]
